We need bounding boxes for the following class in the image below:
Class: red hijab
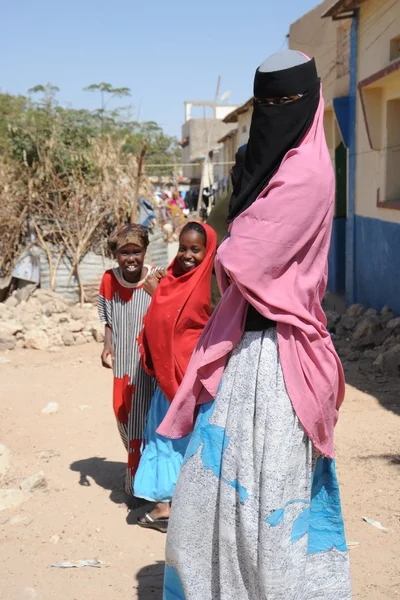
[138,223,217,402]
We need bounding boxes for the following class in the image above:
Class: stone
[61,330,75,347]
[20,314,38,330]
[381,305,392,315]
[0,488,29,511]
[379,309,394,327]
[21,298,42,315]
[0,445,10,482]
[364,308,378,318]
[20,471,47,493]
[373,345,400,375]
[70,306,86,321]
[33,289,61,304]
[0,334,17,351]
[39,450,60,460]
[8,515,28,525]
[24,330,49,351]
[41,402,59,415]
[364,349,379,360]
[15,284,37,304]
[346,351,361,362]
[387,318,400,334]
[338,346,351,358]
[89,322,104,343]
[0,303,8,317]
[55,313,70,324]
[340,315,357,332]
[346,304,365,319]
[47,332,63,347]
[5,295,18,309]
[15,339,24,349]
[0,320,23,335]
[68,320,84,333]
[43,299,68,317]
[382,335,396,349]
[50,534,60,544]
[74,333,88,346]
[325,310,341,332]
[351,316,381,348]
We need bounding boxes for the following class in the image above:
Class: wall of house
[181,118,237,179]
[289,0,348,107]
[354,0,400,313]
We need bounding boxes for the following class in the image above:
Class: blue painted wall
[354,215,400,314]
[328,217,346,294]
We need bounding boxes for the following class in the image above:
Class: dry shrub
[0,159,28,278]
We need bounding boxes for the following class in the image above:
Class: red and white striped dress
[98,266,158,495]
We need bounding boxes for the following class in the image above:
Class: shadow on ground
[136,561,165,600]
[69,457,129,504]
[342,362,400,417]
[358,454,400,468]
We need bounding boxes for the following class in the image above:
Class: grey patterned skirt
[163,329,352,600]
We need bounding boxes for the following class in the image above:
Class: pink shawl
[157,93,345,458]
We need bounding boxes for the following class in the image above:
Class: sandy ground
[0,343,399,600]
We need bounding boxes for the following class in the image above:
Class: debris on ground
[50,559,104,569]
[20,471,47,493]
[41,402,59,415]
[38,450,60,461]
[363,517,389,532]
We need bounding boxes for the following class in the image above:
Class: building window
[385,98,400,203]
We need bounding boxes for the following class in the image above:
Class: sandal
[137,512,169,534]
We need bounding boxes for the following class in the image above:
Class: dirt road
[0,344,399,600]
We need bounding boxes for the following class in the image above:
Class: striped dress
[98,266,158,496]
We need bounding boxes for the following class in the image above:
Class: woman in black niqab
[227,50,320,223]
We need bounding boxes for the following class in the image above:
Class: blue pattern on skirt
[134,387,190,502]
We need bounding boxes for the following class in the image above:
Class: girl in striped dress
[98,224,163,501]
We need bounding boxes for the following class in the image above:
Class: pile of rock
[326,304,400,375]
[0,288,104,352]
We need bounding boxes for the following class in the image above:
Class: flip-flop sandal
[137,512,169,534]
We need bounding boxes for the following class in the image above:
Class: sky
[1,0,322,138]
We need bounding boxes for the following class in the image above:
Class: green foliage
[0,82,180,176]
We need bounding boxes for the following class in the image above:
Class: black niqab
[227,58,320,223]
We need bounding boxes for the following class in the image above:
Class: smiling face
[116,243,146,282]
[176,229,207,274]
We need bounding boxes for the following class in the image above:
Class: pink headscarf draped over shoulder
[158,56,345,458]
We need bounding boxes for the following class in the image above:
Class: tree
[83,82,131,131]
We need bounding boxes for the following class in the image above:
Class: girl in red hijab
[135,222,217,532]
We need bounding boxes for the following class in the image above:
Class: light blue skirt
[134,387,190,503]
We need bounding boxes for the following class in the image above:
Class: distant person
[97,224,164,504]
[134,222,217,533]
[172,189,185,210]
[160,51,351,599]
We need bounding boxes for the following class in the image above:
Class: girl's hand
[144,271,165,296]
[154,268,167,281]
[101,346,114,369]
